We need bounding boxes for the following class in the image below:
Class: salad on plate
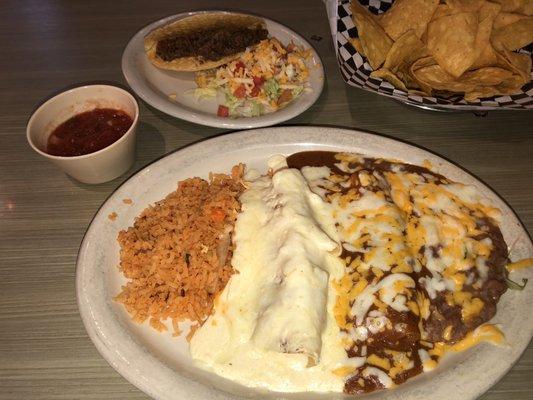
[193,38,312,118]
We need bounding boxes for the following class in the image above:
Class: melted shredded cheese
[506,258,533,271]
[299,152,510,393]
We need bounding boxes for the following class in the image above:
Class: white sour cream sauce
[190,159,349,392]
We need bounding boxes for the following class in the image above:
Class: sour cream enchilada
[117,151,531,395]
[190,163,349,391]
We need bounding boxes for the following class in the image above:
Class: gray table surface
[1,1,532,399]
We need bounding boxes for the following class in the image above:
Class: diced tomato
[234,61,245,74]
[253,76,265,87]
[286,43,295,52]
[251,76,265,97]
[251,85,261,97]
[277,89,293,105]
[233,84,246,98]
[217,105,229,117]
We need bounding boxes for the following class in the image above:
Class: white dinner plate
[77,126,533,400]
[121,11,324,129]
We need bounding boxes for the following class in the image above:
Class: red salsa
[46,108,133,157]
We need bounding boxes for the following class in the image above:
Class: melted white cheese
[190,167,348,392]
[362,367,394,388]
[351,273,415,324]
[301,166,332,200]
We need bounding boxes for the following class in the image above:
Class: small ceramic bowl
[27,85,139,184]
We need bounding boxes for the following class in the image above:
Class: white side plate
[122,12,325,129]
[77,126,533,400]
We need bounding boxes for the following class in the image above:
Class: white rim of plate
[121,11,325,129]
[77,126,533,400]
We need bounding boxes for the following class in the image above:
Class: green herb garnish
[505,275,528,290]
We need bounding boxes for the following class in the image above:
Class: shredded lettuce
[225,95,263,118]
[191,73,296,118]
[252,101,263,117]
[244,101,263,117]
[292,86,304,98]
[264,78,280,101]
[224,92,243,117]
[193,87,217,100]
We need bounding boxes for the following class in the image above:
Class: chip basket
[325,0,533,111]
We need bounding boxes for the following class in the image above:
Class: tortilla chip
[465,3,498,67]
[372,30,428,91]
[492,17,533,50]
[464,87,499,101]
[413,64,473,92]
[349,37,366,56]
[410,56,440,94]
[426,4,499,77]
[496,74,528,93]
[497,49,532,81]
[478,1,503,21]
[399,71,423,90]
[490,0,524,13]
[461,67,515,86]
[349,0,532,102]
[432,4,453,20]
[350,1,393,70]
[371,68,409,91]
[465,2,501,70]
[476,4,501,47]
[383,30,429,71]
[414,58,523,102]
[519,0,533,15]
[435,0,501,18]
[414,63,516,101]
[464,73,525,101]
[427,12,479,77]
[470,44,499,69]
[378,0,439,40]
[445,0,486,13]
[411,56,439,72]
[493,12,529,30]
[490,0,533,15]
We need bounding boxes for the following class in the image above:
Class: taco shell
[144,13,266,72]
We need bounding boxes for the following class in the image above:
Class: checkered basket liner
[327,0,533,110]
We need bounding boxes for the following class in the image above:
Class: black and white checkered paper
[327,0,533,110]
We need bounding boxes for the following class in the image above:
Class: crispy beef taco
[144,13,268,72]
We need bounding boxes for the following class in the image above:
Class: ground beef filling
[421,218,508,342]
[155,26,268,62]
